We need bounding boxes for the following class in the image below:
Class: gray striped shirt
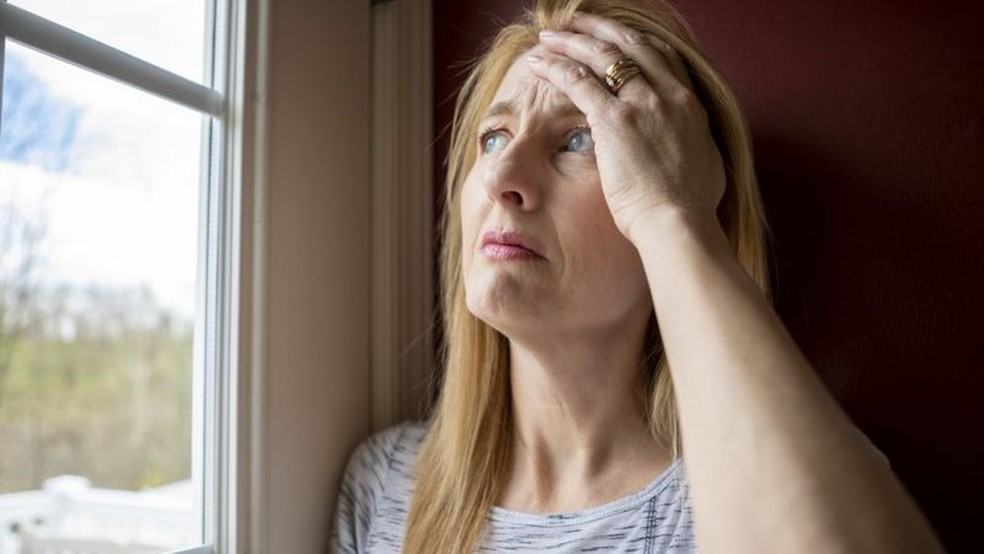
[330,422,698,553]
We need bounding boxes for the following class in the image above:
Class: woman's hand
[528,12,726,243]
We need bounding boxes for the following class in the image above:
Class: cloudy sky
[1,0,208,320]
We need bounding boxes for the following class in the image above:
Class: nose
[482,140,542,211]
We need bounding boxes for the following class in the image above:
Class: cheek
[565,186,621,250]
[459,175,486,275]
[560,189,646,290]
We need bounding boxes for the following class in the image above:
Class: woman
[332,0,944,552]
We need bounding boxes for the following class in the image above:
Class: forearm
[634,209,943,553]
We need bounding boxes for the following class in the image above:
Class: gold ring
[603,57,642,95]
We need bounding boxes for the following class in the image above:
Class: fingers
[539,11,694,96]
[526,52,614,121]
[570,12,694,90]
[537,30,652,97]
[526,12,706,137]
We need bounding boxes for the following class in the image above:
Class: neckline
[488,457,684,525]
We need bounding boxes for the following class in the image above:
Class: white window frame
[2,0,436,549]
[0,1,255,552]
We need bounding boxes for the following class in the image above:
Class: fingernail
[527,54,543,64]
[539,30,557,38]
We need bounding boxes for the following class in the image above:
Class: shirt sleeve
[328,426,405,553]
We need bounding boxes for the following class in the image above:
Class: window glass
[0,41,202,552]
[8,0,207,83]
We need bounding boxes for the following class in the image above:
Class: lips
[480,230,544,260]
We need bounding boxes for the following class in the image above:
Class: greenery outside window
[0,1,242,552]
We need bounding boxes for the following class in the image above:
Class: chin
[465,281,537,335]
[465,286,510,326]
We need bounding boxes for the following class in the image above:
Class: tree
[0,202,44,404]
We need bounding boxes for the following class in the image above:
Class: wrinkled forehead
[485,46,581,118]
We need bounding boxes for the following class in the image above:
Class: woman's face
[461,47,652,338]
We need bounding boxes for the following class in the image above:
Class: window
[0,1,238,552]
[1,0,429,550]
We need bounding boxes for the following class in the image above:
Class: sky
[0,0,208,321]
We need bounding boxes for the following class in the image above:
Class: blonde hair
[404,0,770,551]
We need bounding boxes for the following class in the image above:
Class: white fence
[0,476,195,554]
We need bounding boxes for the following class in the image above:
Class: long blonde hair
[404,0,770,551]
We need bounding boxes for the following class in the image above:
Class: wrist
[626,206,727,249]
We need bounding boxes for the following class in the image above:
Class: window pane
[9,0,207,84]
[0,41,202,552]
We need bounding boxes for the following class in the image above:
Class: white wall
[261,0,372,551]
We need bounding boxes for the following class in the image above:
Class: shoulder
[330,421,428,553]
[347,420,428,479]
[339,420,428,508]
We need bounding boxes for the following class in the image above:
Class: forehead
[486,46,580,117]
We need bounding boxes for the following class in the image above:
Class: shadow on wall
[756,132,981,554]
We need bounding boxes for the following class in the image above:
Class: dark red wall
[433,1,983,551]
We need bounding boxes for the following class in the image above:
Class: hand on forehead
[489,46,586,119]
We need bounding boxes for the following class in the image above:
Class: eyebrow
[481,100,585,122]
[484,100,516,120]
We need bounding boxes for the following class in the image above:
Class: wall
[432,1,983,552]
[262,0,371,551]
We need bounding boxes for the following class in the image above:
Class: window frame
[0,1,222,116]
[2,0,435,549]
[207,0,265,550]
[0,1,252,551]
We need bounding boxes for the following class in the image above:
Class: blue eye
[564,128,594,152]
[481,130,509,154]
